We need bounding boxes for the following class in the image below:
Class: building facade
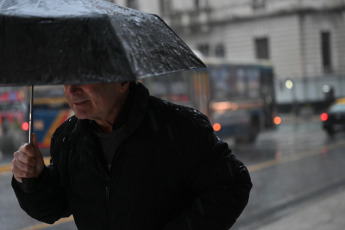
[112,0,345,108]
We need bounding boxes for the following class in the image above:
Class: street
[0,114,345,230]
[232,115,345,230]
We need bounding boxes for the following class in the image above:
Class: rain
[1,0,345,230]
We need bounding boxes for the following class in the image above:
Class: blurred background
[1,0,345,229]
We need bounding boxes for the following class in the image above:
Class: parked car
[321,98,345,136]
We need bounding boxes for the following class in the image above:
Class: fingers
[12,159,31,182]
[13,151,37,169]
[12,151,39,179]
[19,143,36,158]
[11,134,45,182]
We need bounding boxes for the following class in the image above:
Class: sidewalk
[256,185,345,230]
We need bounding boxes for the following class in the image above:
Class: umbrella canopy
[0,0,206,193]
[0,0,206,85]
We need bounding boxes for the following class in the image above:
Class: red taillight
[21,122,29,131]
[274,116,282,125]
[213,123,221,132]
[320,113,328,122]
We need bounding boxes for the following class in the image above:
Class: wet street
[0,114,345,230]
[232,115,345,230]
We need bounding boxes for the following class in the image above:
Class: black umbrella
[0,0,206,192]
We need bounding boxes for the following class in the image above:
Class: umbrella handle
[22,85,36,193]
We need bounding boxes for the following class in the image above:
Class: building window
[127,0,137,9]
[195,0,208,9]
[215,44,225,58]
[254,37,270,60]
[197,44,210,57]
[252,0,266,9]
[160,0,170,15]
[321,31,332,73]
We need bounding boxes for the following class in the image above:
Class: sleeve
[163,125,253,230]
[11,125,72,224]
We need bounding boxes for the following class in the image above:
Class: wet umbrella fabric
[0,0,206,192]
[0,0,206,85]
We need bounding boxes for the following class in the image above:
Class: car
[321,98,345,136]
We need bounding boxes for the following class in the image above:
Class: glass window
[321,31,333,73]
[160,0,170,15]
[330,104,345,113]
[215,44,225,58]
[195,0,208,9]
[254,37,270,60]
[126,0,137,9]
[197,43,210,57]
[252,0,266,9]
[247,68,260,98]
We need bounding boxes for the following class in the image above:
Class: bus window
[235,68,247,98]
[247,68,260,98]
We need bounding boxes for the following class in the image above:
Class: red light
[320,113,328,122]
[274,116,282,125]
[213,123,221,132]
[21,122,29,131]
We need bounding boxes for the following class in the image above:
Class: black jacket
[12,83,252,230]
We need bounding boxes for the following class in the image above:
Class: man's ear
[120,81,130,92]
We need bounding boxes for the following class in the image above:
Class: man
[12,81,252,230]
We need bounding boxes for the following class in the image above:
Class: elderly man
[12,81,252,230]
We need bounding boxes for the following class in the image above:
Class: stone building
[112,0,345,109]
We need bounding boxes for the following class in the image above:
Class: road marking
[0,164,11,174]
[248,140,345,172]
[16,216,74,230]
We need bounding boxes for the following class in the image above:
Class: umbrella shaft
[22,85,36,193]
[29,85,34,144]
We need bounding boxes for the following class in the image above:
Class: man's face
[63,83,126,121]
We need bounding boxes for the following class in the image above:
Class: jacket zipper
[105,173,111,230]
[106,186,110,202]
[105,144,125,230]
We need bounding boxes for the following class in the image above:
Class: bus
[142,59,276,143]
[30,86,73,149]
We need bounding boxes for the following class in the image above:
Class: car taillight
[213,123,221,132]
[320,113,328,121]
[274,116,282,125]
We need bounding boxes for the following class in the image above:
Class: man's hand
[12,134,45,183]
